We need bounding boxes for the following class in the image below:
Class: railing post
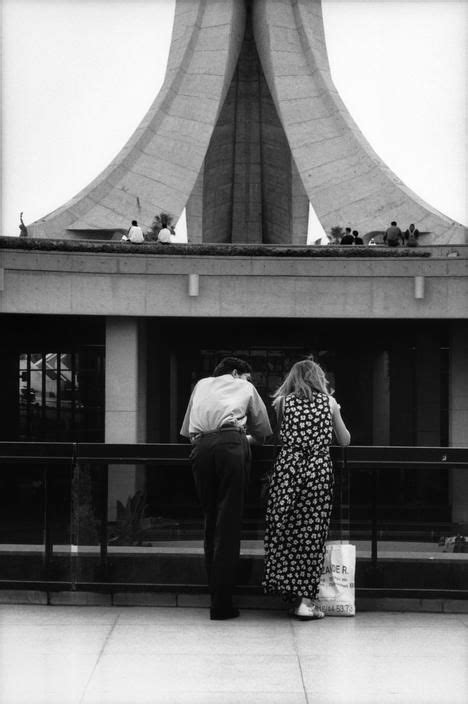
[338,446,349,540]
[70,443,79,591]
[42,465,52,577]
[99,463,109,578]
[371,467,378,572]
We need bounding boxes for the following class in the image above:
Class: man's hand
[247,434,265,446]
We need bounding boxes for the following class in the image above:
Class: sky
[1,0,467,242]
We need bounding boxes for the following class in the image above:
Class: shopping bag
[317,542,355,616]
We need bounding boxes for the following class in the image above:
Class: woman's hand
[329,396,351,446]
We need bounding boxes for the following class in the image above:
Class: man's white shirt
[180,374,272,442]
[157,228,173,243]
[127,225,144,243]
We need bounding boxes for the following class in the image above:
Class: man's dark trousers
[190,428,251,610]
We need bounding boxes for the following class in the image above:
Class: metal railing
[1,442,467,598]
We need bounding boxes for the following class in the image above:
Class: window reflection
[18,350,104,441]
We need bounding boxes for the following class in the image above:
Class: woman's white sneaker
[292,601,325,621]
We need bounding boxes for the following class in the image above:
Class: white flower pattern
[262,392,334,601]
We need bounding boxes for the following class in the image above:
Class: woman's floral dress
[263,392,334,601]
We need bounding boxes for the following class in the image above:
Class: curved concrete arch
[29,0,246,238]
[252,0,466,243]
[29,0,466,244]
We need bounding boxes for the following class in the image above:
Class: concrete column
[169,352,179,443]
[231,19,263,245]
[389,342,415,446]
[105,317,147,520]
[414,332,441,446]
[186,167,204,243]
[449,322,468,524]
[372,351,390,445]
[290,161,309,246]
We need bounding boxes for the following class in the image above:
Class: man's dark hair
[132,220,138,226]
[345,227,351,233]
[391,221,397,226]
[213,356,252,377]
[352,230,359,236]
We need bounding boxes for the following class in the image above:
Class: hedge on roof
[0,237,431,257]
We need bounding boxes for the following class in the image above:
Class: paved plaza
[0,604,466,704]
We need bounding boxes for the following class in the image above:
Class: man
[384,221,402,247]
[122,220,144,243]
[340,227,354,244]
[157,226,174,243]
[404,223,420,247]
[352,229,363,245]
[19,212,28,238]
[180,356,272,620]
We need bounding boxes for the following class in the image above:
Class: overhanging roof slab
[1,247,466,319]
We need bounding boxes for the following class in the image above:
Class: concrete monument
[28,0,466,244]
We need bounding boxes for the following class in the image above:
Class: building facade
[1,241,467,528]
[2,0,467,548]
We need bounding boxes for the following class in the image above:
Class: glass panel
[69,453,350,587]
[106,461,204,586]
[17,348,104,442]
[19,353,28,369]
[0,463,72,584]
[350,464,457,591]
[72,464,102,546]
[45,352,58,369]
[28,370,42,406]
[72,462,120,585]
[1,448,464,593]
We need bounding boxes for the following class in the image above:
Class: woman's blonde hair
[272,359,329,408]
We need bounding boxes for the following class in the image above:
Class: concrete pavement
[0,604,466,704]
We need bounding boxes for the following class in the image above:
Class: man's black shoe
[209,607,240,620]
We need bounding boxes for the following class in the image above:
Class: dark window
[194,347,335,428]
[18,348,104,441]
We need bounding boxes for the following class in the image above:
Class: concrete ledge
[113,591,177,607]
[0,589,47,605]
[237,594,285,610]
[177,592,210,608]
[1,589,466,613]
[177,593,286,610]
[49,591,112,606]
[442,599,468,613]
[356,597,445,613]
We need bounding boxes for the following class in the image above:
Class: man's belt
[191,423,245,442]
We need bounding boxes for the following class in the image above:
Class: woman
[262,359,350,620]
